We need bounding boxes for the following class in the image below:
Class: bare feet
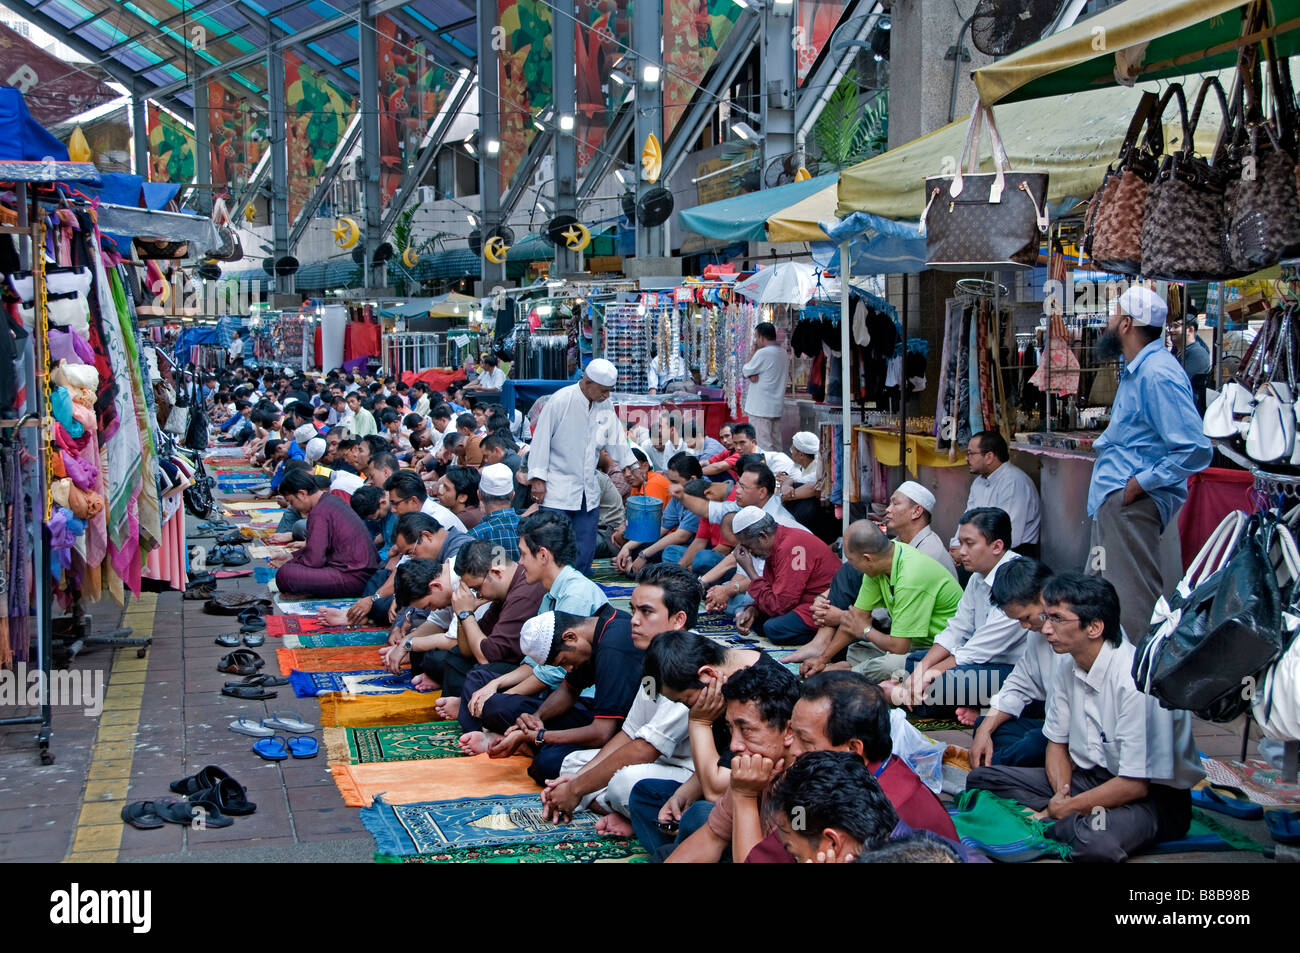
[595,813,635,837]
[411,673,438,692]
[434,696,461,719]
[955,706,979,727]
[458,730,492,755]
[825,661,852,671]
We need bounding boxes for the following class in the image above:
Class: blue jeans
[692,549,726,576]
[976,701,1049,767]
[904,652,1017,714]
[662,544,688,566]
[627,779,722,862]
[543,497,598,576]
[759,610,816,646]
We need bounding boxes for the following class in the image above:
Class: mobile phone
[657,820,679,834]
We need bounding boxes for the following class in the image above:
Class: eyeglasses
[1039,613,1081,626]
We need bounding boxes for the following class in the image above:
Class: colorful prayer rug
[276,645,385,673]
[323,721,465,764]
[1201,756,1300,805]
[374,838,647,863]
[332,755,536,806]
[282,630,390,649]
[586,558,628,587]
[276,598,357,615]
[266,615,381,638]
[288,668,423,697]
[319,692,444,727]
[949,789,1072,862]
[361,793,605,854]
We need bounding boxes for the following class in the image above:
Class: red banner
[0,23,118,126]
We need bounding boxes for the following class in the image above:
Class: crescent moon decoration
[561,222,591,252]
[794,166,811,181]
[332,217,360,249]
[244,205,256,222]
[484,235,509,263]
[641,133,662,184]
[402,247,419,268]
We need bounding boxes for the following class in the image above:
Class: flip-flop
[218,649,264,675]
[215,633,242,647]
[222,685,277,700]
[120,800,165,830]
[263,710,315,734]
[191,776,257,816]
[169,765,234,796]
[229,717,274,738]
[252,736,290,761]
[237,609,267,626]
[224,674,288,689]
[287,736,319,759]
[1191,782,1264,820]
[243,633,266,648]
[156,797,233,829]
[206,545,228,567]
[1265,809,1300,845]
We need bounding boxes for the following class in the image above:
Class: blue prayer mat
[361,794,603,854]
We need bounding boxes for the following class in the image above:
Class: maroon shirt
[286,493,378,583]
[746,525,840,627]
[474,565,546,664]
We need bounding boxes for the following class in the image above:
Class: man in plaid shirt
[470,463,521,561]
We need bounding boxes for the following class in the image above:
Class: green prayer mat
[282,630,391,649]
[375,837,648,863]
[587,558,629,587]
[327,721,466,763]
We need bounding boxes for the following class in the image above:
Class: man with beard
[1086,287,1210,643]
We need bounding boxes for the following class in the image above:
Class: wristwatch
[457,609,473,621]
[536,728,547,745]
[402,637,413,652]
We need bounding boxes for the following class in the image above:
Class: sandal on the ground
[221,684,277,700]
[191,776,257,816]
[215,633,242,647]
[237,609,268,626]
[187,571,217,587]
[1190,782,1264,820]
[243,633,266,648]
[1265,809,1300,845]
[217,649,264,675]
[252,736,290,761]
[184,583,215,600]
[287,736,318,759]
[217,529,248,545]
[221,545,250,566]
[121,800,165,830]
[224,674,287,689]
[169,764,234,796]
[155,797,233,829]
[263,710,315,734]
[229,717,274,738]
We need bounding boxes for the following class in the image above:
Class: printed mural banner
[208,82,267,193]
[497,0,552,188]
[575,0,629,175]
[0,23,119,127]
[662,0,743,138]
[146,105,196,183]
[285,51,355,221]
[377,15,457,206]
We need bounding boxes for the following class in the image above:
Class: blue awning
[678,173,838,243]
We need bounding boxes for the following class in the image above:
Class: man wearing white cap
[888,481,957,578]
[1087,286,1211,643]
[778,431,829,537]
[730,507,840,645]
[527,357,636,575]
[468,462,522,561]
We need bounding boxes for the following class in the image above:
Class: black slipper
[243,633,266,648]
[156,797,233,829]
[218,649,264,676]
[217,529,247,545]
[223,673,288,689]
[169,765,234,796]
[192,776,257,816]
[187,571,217,587]
[221,685,278,700]
[121,800,165,830]
[184,583,216,601]
[222,545,250,566]
[237,609,268,626]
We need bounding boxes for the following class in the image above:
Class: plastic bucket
[625,496,664,543]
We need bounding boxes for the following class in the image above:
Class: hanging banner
[146,105,196,183]
[662,0,743,138]
[575,0,630,174]
[377,15,456,206]
[0,23,119,126]
[285,51,356,221]
[496,0,552,188]
[208,82,267,192]
[797,1,842,84]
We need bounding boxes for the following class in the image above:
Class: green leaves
[813,75,888,171]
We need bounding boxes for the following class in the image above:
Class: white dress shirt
[421,497,467,533]
[621,687,694,767]
[527,382,635,512]
[909,524,958,579]
[988,630,1067,718]
[742,344,789,419]
[476,367,506,390]
[1044,638,1203,789]
[934,550,1027,667]
[707,494,803,530]
[763,451,801,480]
[953,461,1041,547]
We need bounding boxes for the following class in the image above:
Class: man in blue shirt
[1086,287,1211,643]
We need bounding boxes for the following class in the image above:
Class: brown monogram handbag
[1091,92,1165,275]
[922,103,1049,270]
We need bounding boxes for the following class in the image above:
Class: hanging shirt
[953,461,1042,548]
[741,343,790,420]
[933,551,1027,667]
[527,382,635,512]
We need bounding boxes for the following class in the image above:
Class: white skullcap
[304,437,326,464]
[1117,286,1168,328]
[732,505,769,535]
[791,431,819,455]
[479,463,514,497]
[584,358,618,387]
[519,612,559,665]
[294,423,318,446]
[895,480,936,513]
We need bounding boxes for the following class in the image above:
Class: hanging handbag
[1083,91,1157,262]
[1203,381,1252,438]
[1246,308,1297,461]
[1250,518,1300,738]
[921,102,1050,270]
[133,237,190,260]
[1091,91,1166,274]
[1141,79,1241,281]
[182,380,209,452]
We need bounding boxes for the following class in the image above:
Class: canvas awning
[835,79,1225,221]
[972,0,1300,106]
[680,173,838,243]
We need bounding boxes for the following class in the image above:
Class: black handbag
[922,103,1049,270]
[183,379,209,452]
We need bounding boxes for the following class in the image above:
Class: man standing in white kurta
[527,359,635,574]
[741,322,789,452]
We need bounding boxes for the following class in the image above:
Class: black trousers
[409,648,513,699]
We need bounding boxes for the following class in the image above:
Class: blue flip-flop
[252,736,289,761]
[1265,809,1300,845]
[286,736,318,759]
[1191,783,1264,820]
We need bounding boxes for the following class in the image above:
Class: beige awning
[766,181,839,242]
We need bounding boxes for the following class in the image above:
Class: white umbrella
[733,261,840,305]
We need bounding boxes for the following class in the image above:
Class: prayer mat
[222,501,286,512]
[277,645,384,673]
[319,692,444,727]
[1201,756,1300,805]
[597,582,637,599]
[323,721,465,764]
[586,558,628,587]
[695,611,741,636]
[288,668,423,697]
[361,793,604,854]
[276,598,356,615]
[1143,809,1271,855]
[213,570,253,578]
[909,716,968,733]
[265,615,379,638]
[283,630,390,649]
[332,754,536,806]
[949,789,1073,862]
[374,838,648,863]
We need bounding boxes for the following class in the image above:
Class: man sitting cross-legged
[965,573,1203,862]
[729,507,839,645]
[535,564,705,834]
[481,608,645,785]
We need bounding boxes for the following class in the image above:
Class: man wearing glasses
[965,573,1202,862]
[949,430,1041,565]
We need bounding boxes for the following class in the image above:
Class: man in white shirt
[465,354,507,393]
[527,358,636,574]
[884,480,957,578]
[411,381,432,417]
[970,557,1061,767]
[537,564,704,830]
[741,322,789,452]
[228,331,244,364]
[967,573,1201,862]
[950,430,1041,561]
[891,507,1026,714]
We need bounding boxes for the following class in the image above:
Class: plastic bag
[890,709,944,794]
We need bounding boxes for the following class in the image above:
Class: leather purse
[1091,92,1165,274]
[922,102,1049,270]
[133,237,190,260]
[1246,308,1298,462]
[1083,91,1156,262]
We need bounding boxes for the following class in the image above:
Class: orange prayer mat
[331,754,538,807]
[276,644,386,673]
[317,691,445,727]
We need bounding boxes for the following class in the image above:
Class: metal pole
[634,0,665,259]
[131,91,150,178]
[477,0,505,286]
[840,241,852,539]
[898,274,908,483]
[360,1,384,291]
[192,79,211,214]
[267,37,293,297]
[552,0,579,276]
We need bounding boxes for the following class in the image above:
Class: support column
[192,79,210,214]
[267,41,293,296]
[131,91,149,178]
[360,1,385,290]
[760,0,796,177]
[552,0,579,276]
[477,0,506,288]
[633,0,665,260]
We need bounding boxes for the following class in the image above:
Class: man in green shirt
[819,520,963,682]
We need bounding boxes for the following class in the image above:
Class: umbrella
[732,261,840,305]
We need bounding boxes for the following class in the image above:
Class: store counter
[1011,441,1096,574]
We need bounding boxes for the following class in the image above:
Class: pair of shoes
[229,711,315,738]
[216,529,249,545]
[253,734,318,761]
[208,544,250,567]
[237,609,266,628]
[122,798,229,829]
[218,648,264,676]
[169,765,257,816]
[224,673,288,690]
[184,582,215,600]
